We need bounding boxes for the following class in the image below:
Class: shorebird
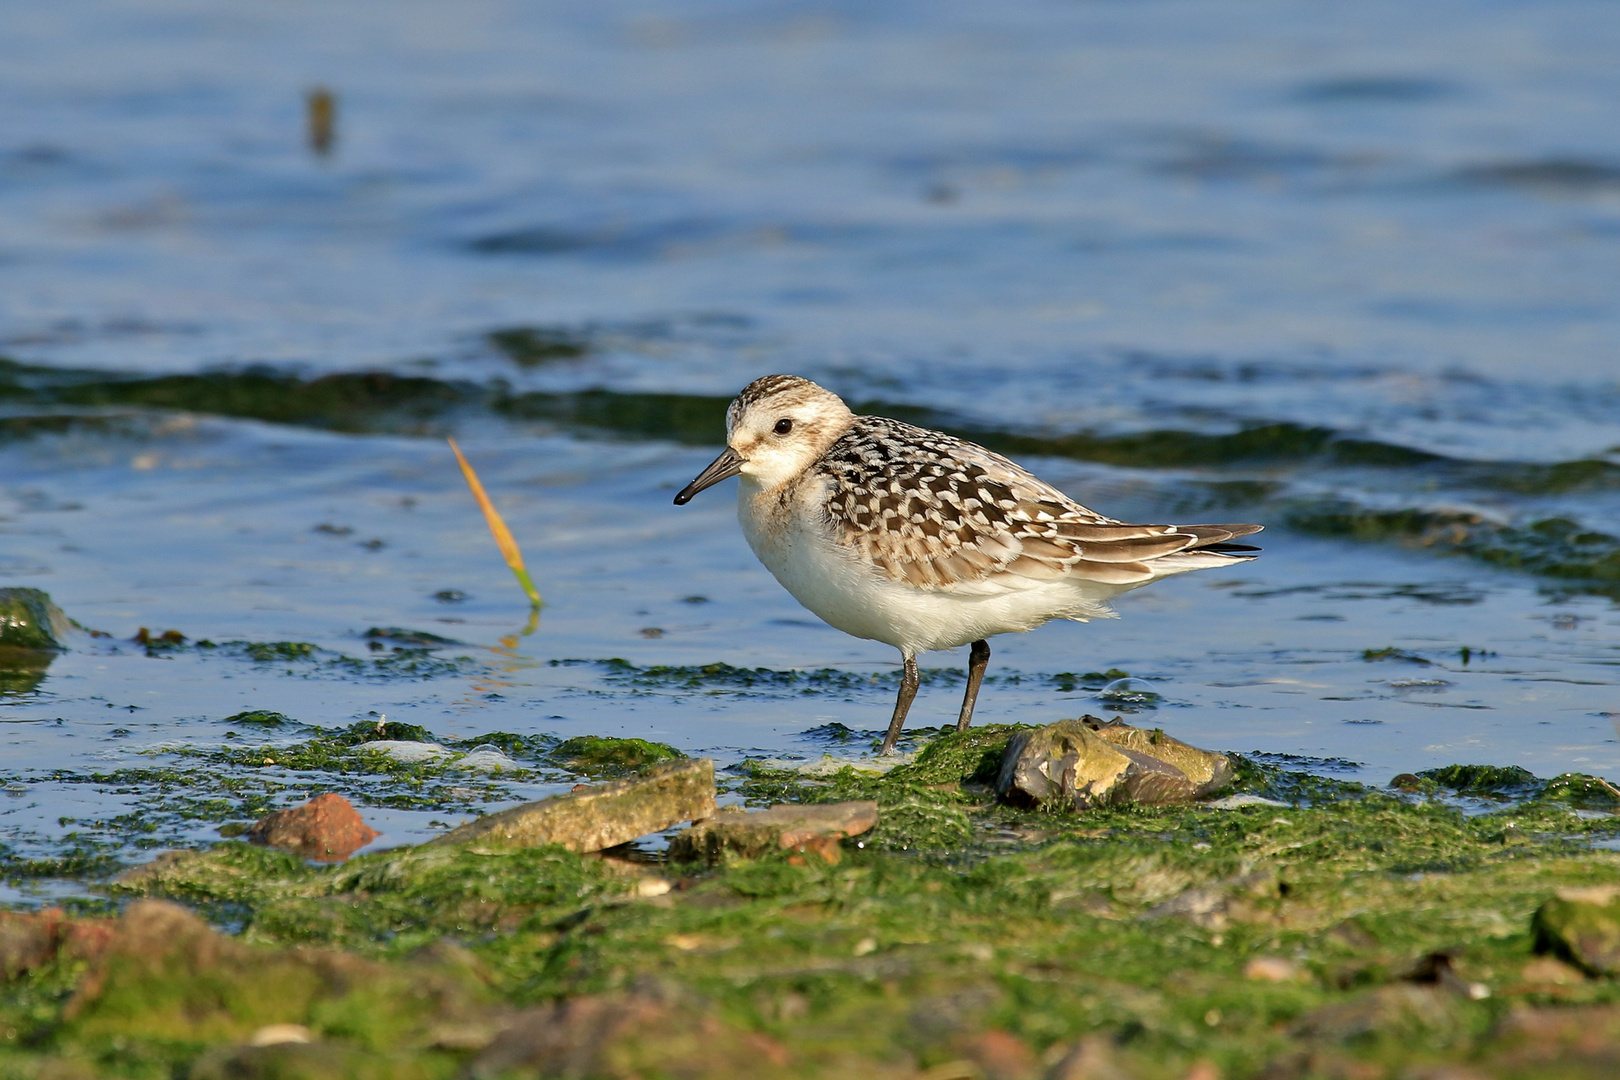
[675,375,1262,754]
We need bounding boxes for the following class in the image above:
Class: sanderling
[676,374,1262,754]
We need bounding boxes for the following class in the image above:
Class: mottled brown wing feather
[815,417,1264,590]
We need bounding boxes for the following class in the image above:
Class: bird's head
[674,374,855,503]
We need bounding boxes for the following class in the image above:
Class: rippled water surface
[3,0,1620,890]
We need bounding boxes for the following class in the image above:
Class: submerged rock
[433,758,715,853]
[669,800,878,864]
[996,718,1207,810]
[1533,884,1620,975]
[247,793,380,862]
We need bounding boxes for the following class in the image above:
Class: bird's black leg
[880,652,920,755]
[956,639,990,731]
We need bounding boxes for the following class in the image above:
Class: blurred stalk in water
[448,438,543,609]
[306,86,336,157]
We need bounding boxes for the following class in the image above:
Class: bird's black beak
[674,446,744,505]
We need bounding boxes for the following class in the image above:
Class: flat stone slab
[433,758,715,853]
[997,718,1203,810]
[669,800,877,863]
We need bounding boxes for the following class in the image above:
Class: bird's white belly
[738,481,1117,655]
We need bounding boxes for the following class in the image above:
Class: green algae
[552,736,683,778]
[1361,646,1432,664]
[9,750,1618,1079]
[1420,764,1543,800]
[0,725,547,882]
[557,658,967,696]
[126,636,479,682]
[362,627,462,647]
[1286,502,1620,585]
[0,354,1616,509]
[222,710,296,729]
[486,326,590,367]
[235,641,318,662]
[9,354,1620,594]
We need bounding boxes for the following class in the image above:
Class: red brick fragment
[248,793,379,862]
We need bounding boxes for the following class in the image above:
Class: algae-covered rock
[0,587,71,651]
[996,719,1200,810]
[1081,716,1233,796]
[223,709,296,729]
[553,735,683,777]
[669,800,878,864]
[1533,884,1620,975]
[0,587,71,694]
[1420,763,1543,799]
[247,793,380,863]
[432,758,715,852]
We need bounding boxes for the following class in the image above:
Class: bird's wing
[815,417,1260,590]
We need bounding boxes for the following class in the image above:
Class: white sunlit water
[2,0,1620,883]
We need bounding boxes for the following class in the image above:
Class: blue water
[3,0,1620,887]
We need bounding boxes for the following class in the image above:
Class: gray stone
[432,758,715,853]
[669,800,878,864]
[996,718,1201,810]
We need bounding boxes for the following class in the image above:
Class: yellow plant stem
[447,438,542,608]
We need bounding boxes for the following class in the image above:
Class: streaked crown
[726,374,855,489]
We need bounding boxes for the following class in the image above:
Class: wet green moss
[145,637,479,682]
[221,710,296,729]
[1288,502,1620,584]
[8,747,1620,1078]
[487,326,590,366]
[885,724,1023,787]
[9,355,1620,593]
[1361,646,1432,664]
[555,658,966,696]
[552,736,683,778]
[1421,765,1543,800]
[51,368,470,435]
[236,641,319,662]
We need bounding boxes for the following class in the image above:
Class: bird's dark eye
[773,418,794,436]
